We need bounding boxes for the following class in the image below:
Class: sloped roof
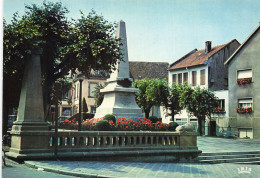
[225,24,260,65]
[168,39,239,71]
[129,61,169,81]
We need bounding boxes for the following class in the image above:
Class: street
[2,158,75,178]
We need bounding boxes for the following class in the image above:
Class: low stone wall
[51,131,200,162]
[7,131,201,162]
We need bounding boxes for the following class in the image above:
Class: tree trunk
[145,110,149,118]
[171,105,175,121]
[198,118,203,136]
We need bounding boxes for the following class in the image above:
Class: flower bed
[60,117,174,131]
[237,78,252,85]
[236,107,252,114]
[214,108,225,114]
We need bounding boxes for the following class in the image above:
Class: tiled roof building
[168,39,240,136]
[169,39,239,71]
[129,61,169,81]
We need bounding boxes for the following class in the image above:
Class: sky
[3,0,260,64]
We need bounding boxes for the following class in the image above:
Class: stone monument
[94,20,143,120]
[6,49,51,159]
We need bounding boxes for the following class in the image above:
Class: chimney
[205,41,212,54]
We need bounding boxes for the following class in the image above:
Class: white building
[168,40,240,135]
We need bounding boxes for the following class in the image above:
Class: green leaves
[182,86,218,119]
[93,83,106,107]
[133,78,169,117]
[4,1,123,114]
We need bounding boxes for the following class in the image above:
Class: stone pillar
[6,49,52,159]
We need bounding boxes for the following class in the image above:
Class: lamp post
[77,73,85,131]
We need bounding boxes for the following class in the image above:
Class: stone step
[199,154,260,160]
[199,157,260,164]
[200,151,260,156]
[232,161,260,165]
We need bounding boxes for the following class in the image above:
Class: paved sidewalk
[197,136,260,153]
[25,161,260,178]
[22,137,260,177]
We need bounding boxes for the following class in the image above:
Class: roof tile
[129,61,169,81]
[168,39,238,70]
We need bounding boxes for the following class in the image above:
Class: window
[192,71,197,86]
[224,78,228,86]
[215,99,225,113]
[89,83,97,98]
[172,74,177,84]
[62,92,69,99]
[183,72,188,83]
[238,98,252,108]
[91,106,96,113]
[77,83,79,99]
[237,69,252,79]
[178,73,182,84]
[62,107,71,116]
[200,69,205,85]
[237,69,252,85]
[51,106,56,113]
[73,85,76,99]
[238,128,253,139]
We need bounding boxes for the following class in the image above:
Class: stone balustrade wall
[49,131,198,153]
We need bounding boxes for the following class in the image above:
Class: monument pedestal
[6,49,52,159]
[95,82,144,120]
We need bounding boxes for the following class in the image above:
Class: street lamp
[77,73,85,131]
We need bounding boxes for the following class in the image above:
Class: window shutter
[192,71,197,86]
[172,74,176,84]
[237,69,252,79]
[178,73,182,84]
[184,72,188,83]
[200,69,205,85]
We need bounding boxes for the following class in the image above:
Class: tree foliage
[167,83,184,120]
[180,85,218,135]
[82,97,88,113]
[4,1,121,106]
[133,78,169,118]
[93,83,106,107]
[3,1,122,134]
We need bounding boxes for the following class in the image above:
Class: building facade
[71,71,108,116]
[168,39,240,135]
[225,25,260,139]
[59,62,169,120]
[129,61,169,121]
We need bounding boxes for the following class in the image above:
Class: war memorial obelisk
[94,20,143,120]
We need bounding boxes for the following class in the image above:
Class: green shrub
[148,116,160,123]
[83,113,95,119]
[96,119,111,131]
[68,113,95,121]
[104,114,116,123]
[168,122,179,131]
